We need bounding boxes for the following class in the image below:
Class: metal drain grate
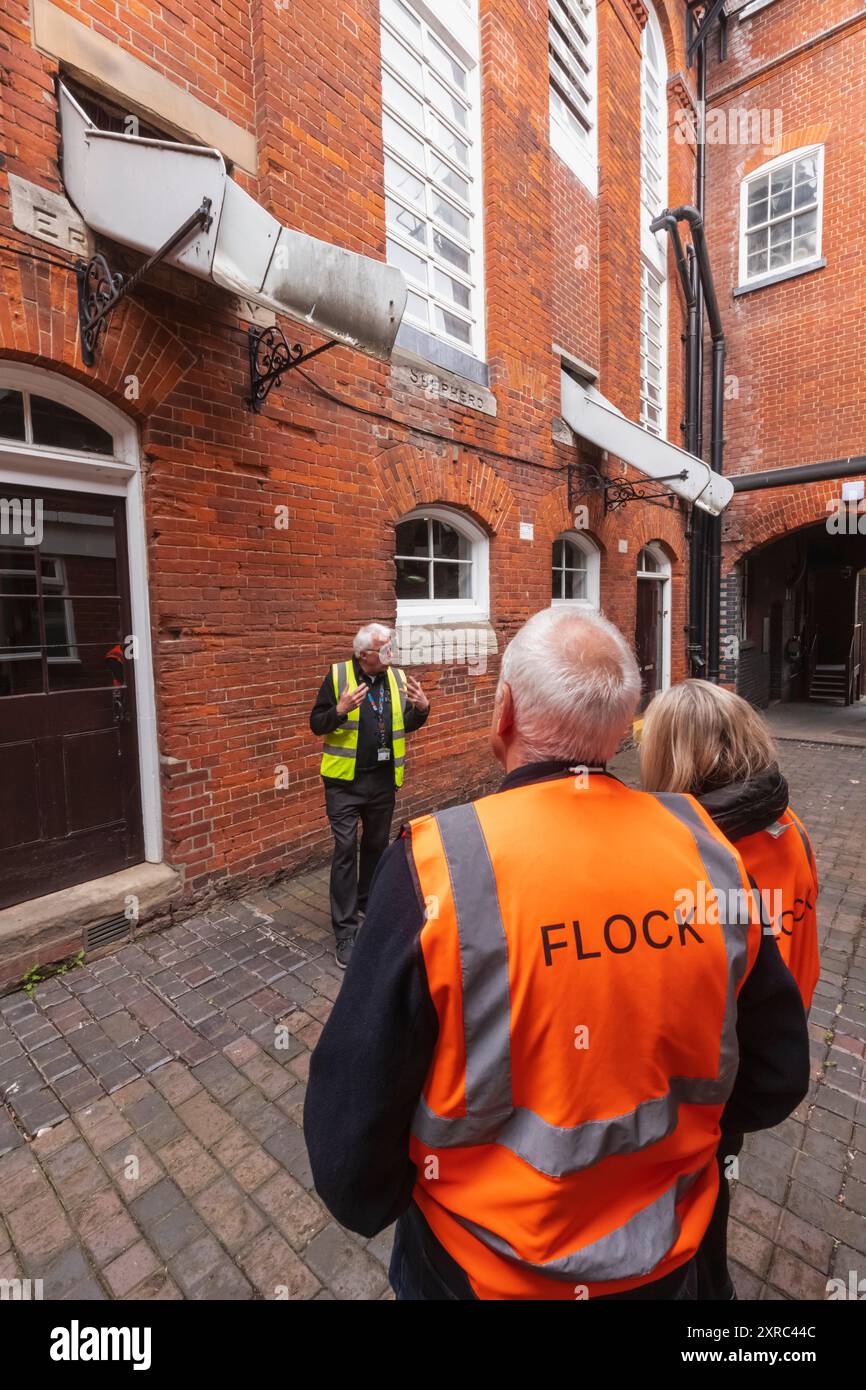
[83,913,132,953]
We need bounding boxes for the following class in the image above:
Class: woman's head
[639,679,777,795]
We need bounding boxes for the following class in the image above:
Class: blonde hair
[639,679,777,795]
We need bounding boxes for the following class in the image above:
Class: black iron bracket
[568,457,686,514]
[76,199,213,367]
[248,326,338,412]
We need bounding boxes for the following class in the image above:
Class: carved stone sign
[392,356,497,416]
[8,174,94,257]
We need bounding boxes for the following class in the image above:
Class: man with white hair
[310,623,430,968]
[305,607,808,1299]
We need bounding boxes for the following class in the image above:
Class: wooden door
[635,578,662,713]
[0,484,143,908]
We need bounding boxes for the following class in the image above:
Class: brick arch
[368,441,515,535]
[599,499,685,567]
[740,124,831,180]
[534,480,606,549]
[722,477,865,571]
[0,256,196,419]
[651,0,689,77]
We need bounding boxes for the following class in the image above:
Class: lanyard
[365,679,387,746]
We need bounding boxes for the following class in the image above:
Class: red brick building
[0,0,718,981]
[703,0,866,706]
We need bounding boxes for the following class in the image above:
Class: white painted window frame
[395,503,489,624]
[637,540,671,693]
[548,0,599,196]
[380,0,486,360]
[639,258,667,439]
[639,2,668,440]
[738,144,824,288]
[551,529,600,608]
[0,362,162,866]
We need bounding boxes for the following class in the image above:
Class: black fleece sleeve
[403,700,431,734]
[309,670,348,736]
[721,920,810,1137]
[303,833,439,1237]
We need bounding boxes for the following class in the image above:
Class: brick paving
[0,738,864,1300]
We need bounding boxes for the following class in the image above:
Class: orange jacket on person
[406,772,763,1300]
[734,807,819,1010]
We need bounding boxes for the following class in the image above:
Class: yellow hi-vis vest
[319,660,408,787]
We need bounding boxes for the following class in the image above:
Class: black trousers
[324,769,397,942]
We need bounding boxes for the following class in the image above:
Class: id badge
[377,747,391,762]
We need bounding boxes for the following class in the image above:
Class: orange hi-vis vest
[406,772,762,1301]
[735,807,819,1010]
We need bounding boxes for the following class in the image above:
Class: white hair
[499,607,641,764]
[353,622,393,656]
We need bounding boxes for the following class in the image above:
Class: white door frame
[0,362,163,865]
[636,540,672,694]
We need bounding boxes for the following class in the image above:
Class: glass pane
[47,641,126,691]
[383,72,424,129]
[386,237,427,285]
[383,113,425,168]
[431,520,469,561]
[433,230,470,273]
[0,596,41,649]
[770,163,793,194]
[430,157,470,203]
[0,547,37,594]
[746,198,768,228]
[433,306,471,344]
[381,0,422,43]
[428,74,468,130]
[770,187,792,218]
[770,221,792,249]
[793,229,817,261]
[30,398,114,454]
[381,29,423,86]
[553,539,565,568]
[747,175,770,205]
[795,153,817,184]
[769,233,792,269]
[0,656,42,697]
[428,34,467,93]
[40,507,118,593]
[793,209,817,238]
[384,156,425,207]
[431,194,470,239]
[551,567,561,599]
[44,596,122,654]
[405,290,428,325]
[429,114,469,167]
[395,518,429,557]
[434,269,471,311]
[386,196,427,244]
[793,176,817,209]
[638,547,659,572]
[747,247,768,277]
[395,556,430,598]
[432,560,471,599]
[0,390,26,441]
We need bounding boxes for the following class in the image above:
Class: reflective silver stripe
[789,813,813,870]
[452,1168,704,1284]
[321,744,356,760]
[393,755,405,768]
[433,802,513,1122]
[394,667,408,715]
[334,661,350,698]
[412,791,749,1177]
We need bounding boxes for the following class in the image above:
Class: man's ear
[496,682,515,738]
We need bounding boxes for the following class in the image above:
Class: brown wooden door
[0,484,143,908]
[635,578,662,713]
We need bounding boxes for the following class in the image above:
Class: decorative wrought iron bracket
[568,459,686,513]
[247,327,338,412]
[76,199,213,367]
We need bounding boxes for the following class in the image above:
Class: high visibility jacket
[319,660,408,787]
[735,807,819,1010]
[406,773,762,1300]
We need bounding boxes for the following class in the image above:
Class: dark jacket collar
[498,760,611,792]
[696,766,789,841]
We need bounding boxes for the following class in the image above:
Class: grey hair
[499,607,641,764]
[353,622,393,656]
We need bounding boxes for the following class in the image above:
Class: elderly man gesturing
[309,623,430,969]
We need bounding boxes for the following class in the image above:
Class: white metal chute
[58,83,407,361]
[560,371,733,516]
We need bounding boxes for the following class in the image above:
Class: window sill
[734,257,826,297]
[393,324,489,389]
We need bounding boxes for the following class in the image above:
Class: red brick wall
[0,0,695,905]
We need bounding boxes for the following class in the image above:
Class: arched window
[394,505,489,620]
[640,2,668,440]
[0,387,116,456]
[551,531,600,607]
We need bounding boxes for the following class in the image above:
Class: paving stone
[192,1175,268,1253]
[303,1223,388,1300]
[253,1171,327,1250]
[237,1225,321,1299]
[157,1133,222,1197]
[177,1091,234,1147]
[767,1247,834,1300]
[776,1209,834,1273]
[0,1109,23,1157]
[81,1211,140,1266]
[791,1151,845,1199]
[102,1240,160,1298]
[168,1234,229,1296]
[727,1217,774,1278]
[129,1176,185,1227]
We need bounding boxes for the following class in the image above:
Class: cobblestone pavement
[1,740,864,1300]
